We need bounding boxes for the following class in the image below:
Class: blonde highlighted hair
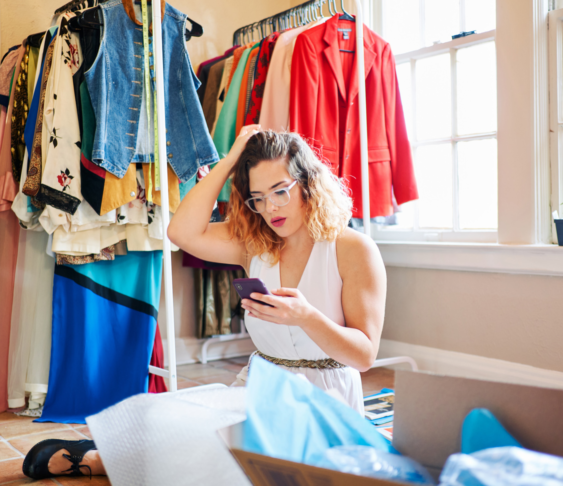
[226,131,352,263]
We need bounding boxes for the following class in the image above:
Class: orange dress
[236,44,260,135]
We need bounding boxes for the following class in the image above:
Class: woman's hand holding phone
[241,287,318,329]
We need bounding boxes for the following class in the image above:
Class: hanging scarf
[122,0,165,32]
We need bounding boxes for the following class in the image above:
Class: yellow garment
[142,163,180,213]
[27,47,39,103]
[100,164,137,216]
[99,163,180,216]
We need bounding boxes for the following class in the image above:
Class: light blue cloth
[243,357,396,466]
[179,173,196,201]
[461,409,522,454]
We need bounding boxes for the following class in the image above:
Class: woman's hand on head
[225,125,261,166]
[241,288,319,328]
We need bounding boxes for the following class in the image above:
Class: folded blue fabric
[243,357,396,465]
[461,408,522,454]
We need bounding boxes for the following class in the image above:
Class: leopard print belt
[251,350,347,369]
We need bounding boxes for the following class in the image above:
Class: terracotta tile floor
[0,357,394,485]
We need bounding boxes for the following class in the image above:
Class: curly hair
[226,131,352,264]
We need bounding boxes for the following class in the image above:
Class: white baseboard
[162,337,256,366]
[378,339,563,390]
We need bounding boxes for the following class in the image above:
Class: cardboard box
[220,370,563,485]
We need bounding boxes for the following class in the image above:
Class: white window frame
[549,7,563,239]
[362,0,562,277]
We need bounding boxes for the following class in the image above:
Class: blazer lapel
[322,17,347,101]
[349,24,377,102]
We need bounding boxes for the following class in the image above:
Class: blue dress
[37,251,162,424]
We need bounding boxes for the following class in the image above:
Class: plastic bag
[439,446,563,486]
[318,445,436,485]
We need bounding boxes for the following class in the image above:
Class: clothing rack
[145,0,179,391]
[151,0,417,381]
[233,0,326,46]
[347,0,417,372]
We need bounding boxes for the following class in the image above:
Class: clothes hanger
[55,0,89,15]
[332,0,355,53]
[328,0,335,16]
[67,0,203,41]
[27,32,46,48]
[339,0,354,21]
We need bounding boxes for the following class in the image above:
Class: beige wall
[0,0,291,66]
[383,267,563,373]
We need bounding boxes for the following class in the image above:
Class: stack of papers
[364,388,394,423]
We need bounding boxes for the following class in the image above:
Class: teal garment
[243,357,395,466]
[461,409,522,454]
[216,165,232,202]
[69,251,163,309]
[213,47,252,157]
[213,47,253,202]
[179,173,196,201]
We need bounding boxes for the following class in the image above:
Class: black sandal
[22,439,97,480]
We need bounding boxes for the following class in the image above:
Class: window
[370,0,497,242]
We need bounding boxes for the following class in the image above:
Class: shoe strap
[62,453,93,479]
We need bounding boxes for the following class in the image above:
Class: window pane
[396,62,413,140]
[457,42,497,135]
[394,200,416,228]
[416,54,451,140]
[425,0,460,46]
[382,0,420,54]
[415,144,453,228]
[465,0,496,34]
[458,139,498,229]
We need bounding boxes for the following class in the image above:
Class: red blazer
[290,15,418,218]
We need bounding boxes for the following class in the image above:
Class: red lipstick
[271,217,286,227]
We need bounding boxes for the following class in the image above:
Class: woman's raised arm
[167,125,260,267]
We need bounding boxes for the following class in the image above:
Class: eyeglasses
[244,180,298,214]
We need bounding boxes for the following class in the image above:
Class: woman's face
[248,158,306,238]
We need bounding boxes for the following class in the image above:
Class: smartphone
[233,278,275,308]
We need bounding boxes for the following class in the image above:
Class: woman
[186,126,387,412]
[23,126,386,479]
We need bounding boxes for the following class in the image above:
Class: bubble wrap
[87,386,251,486]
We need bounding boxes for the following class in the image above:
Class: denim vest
[84,0,218,182]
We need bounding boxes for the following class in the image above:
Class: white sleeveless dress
[234,240,364,414]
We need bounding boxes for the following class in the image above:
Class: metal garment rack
[350,0,416,373]
[147,1,178,391]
